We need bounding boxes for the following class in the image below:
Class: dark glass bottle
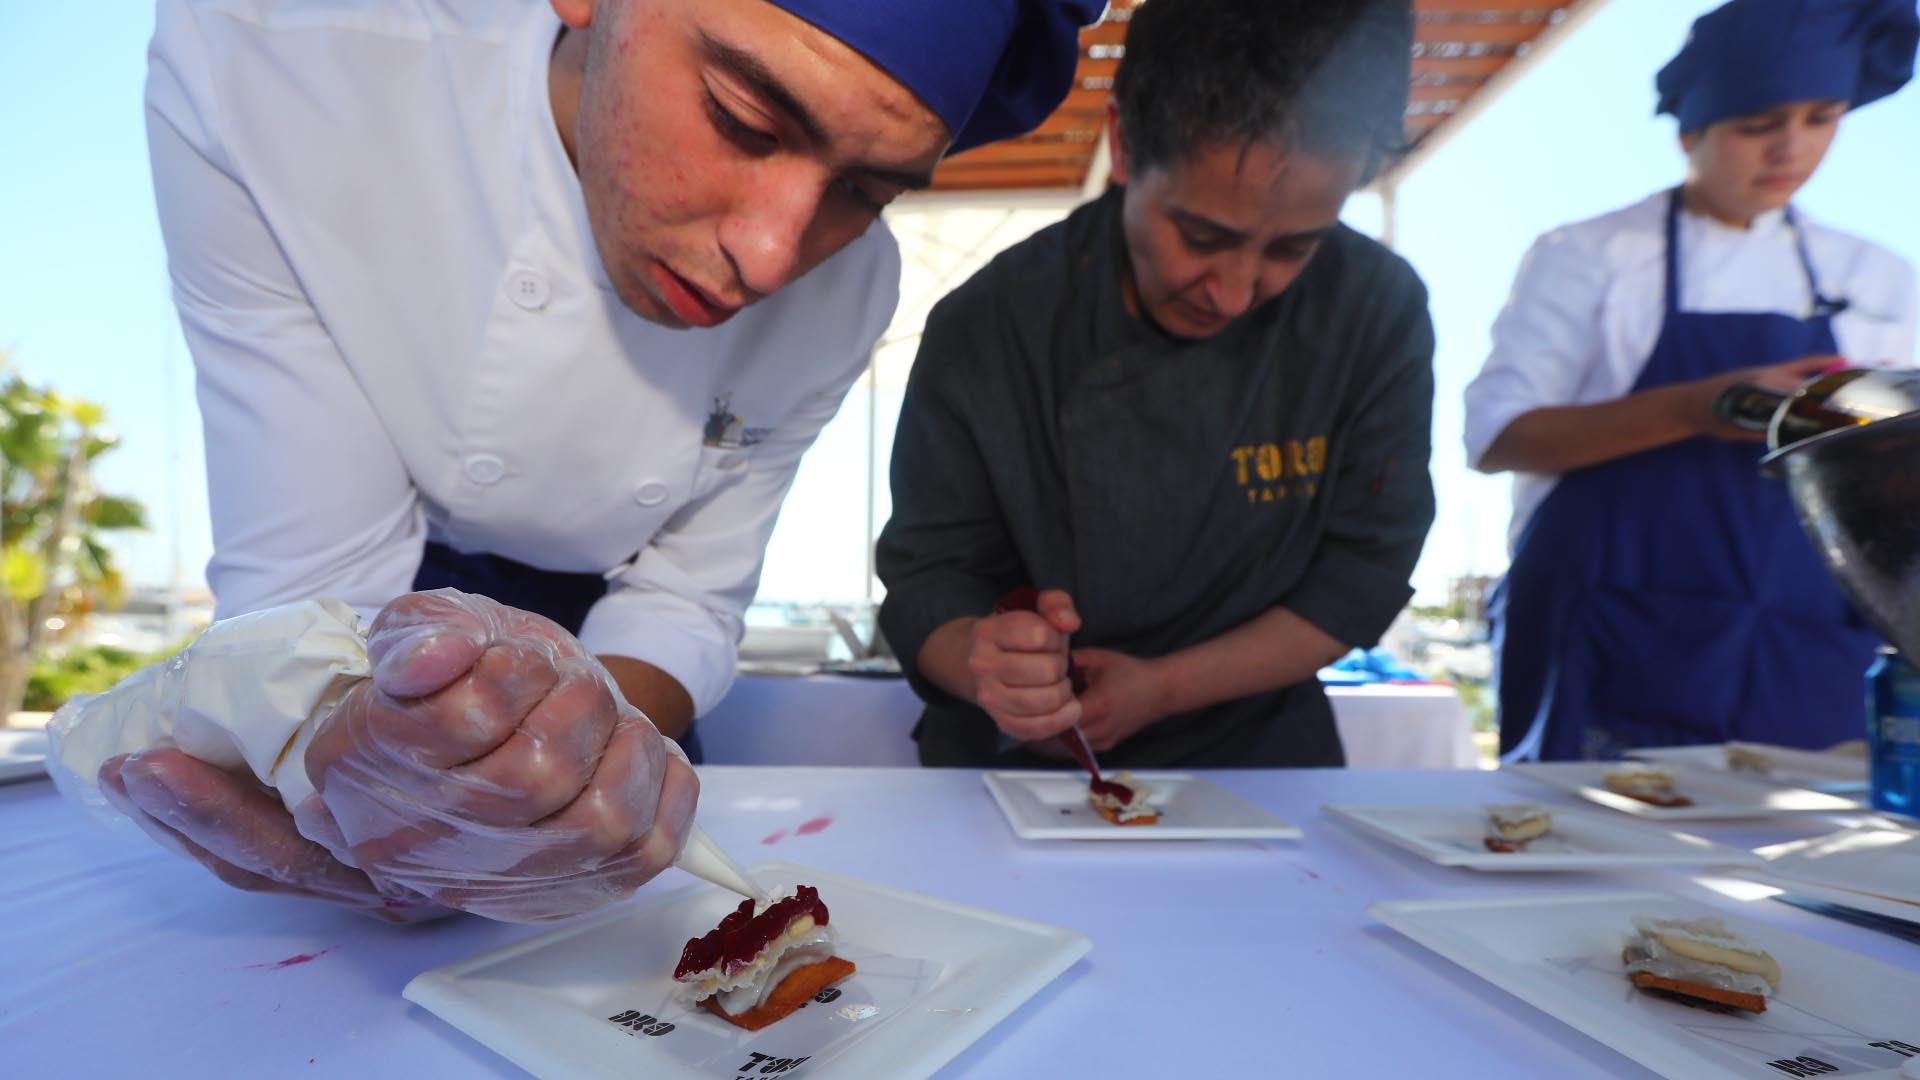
[1712,369,1920,449]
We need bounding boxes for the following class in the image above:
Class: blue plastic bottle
[1866,647,1920,818]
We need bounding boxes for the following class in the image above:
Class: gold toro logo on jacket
[1231,437,1326,504]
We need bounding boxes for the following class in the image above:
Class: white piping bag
[675,823,768,902]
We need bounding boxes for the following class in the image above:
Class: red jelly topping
[1089,776,1135,805]
[674,885,830,982]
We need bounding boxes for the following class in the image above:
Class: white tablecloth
[6,767,1912,1078]
[1325,683,1479,769]
[701,674,1477,768]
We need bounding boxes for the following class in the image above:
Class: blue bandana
[766,0,1108,154]
[1657,0,1919,130]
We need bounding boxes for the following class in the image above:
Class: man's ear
[1678,129,1700,155]
[551,0,593,30]
[1104,98,1130,187]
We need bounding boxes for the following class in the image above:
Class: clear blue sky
[4,1,1918,602]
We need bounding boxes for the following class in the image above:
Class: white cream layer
[712,940,836,1014]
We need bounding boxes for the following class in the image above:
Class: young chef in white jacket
[80,0,1103,922]
[1465,0,1919,762]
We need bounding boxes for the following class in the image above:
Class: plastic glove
[97,746,448,923]
[297,590,700,923]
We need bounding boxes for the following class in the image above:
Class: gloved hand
[97,746,449,923]
[297,590,700,923]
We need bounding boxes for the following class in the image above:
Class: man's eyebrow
[700,31,828,146]
[699,30,935,192]
[857,165,936,192]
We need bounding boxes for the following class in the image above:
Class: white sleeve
[576,249,901,717]
[1461,228,1613,469]
[149,1,424,623]
[1886,257,1918,368]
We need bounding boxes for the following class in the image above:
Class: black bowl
[1762,411,1920,658]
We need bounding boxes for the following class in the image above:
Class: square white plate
[1370,891,1920,1080]
[1505,761,1863,820]
[1630,743,1870,793]
[1729,824,1920,922]
[1324,803,1763,871]
[404,861,1090,1080]
[1731,871,1920,931]
[0,729,49,784]
[981,771,1301,841]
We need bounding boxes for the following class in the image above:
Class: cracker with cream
[1621,915,1779,1013]
[674,885,854,1031]
[1482,803,1553,852]
[1088,771,1159,825]
[1603,763,1692,807]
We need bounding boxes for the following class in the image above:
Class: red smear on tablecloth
[1289,862,1321,881]
[761,829,788,845]
[795,815,833,836]
[246,947,334,970]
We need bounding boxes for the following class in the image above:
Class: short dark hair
[1112,0,1413,184]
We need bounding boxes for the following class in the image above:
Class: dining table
[3,764,1914,1078]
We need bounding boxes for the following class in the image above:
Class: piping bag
[47,598,767,903]
[677,824,768,902]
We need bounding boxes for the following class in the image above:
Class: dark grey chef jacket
[876,187,1436,768]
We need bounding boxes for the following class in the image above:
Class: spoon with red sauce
[993,587,1132,805]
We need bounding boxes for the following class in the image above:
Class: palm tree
[0,356,146,717]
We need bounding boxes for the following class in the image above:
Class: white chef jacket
[1463,189,1918,552]
[148,0,901,716]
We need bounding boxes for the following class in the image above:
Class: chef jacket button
[505,269,551,311]
[634,481,670,506]
[464,453,508,485]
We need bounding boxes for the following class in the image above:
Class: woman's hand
[968,589,1084,743]
[1678,353,1843,441]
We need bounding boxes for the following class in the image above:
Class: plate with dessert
[1628,742,1870,794]
[1323,802,1763,871]
[981,770,1301,840]
[404,861,1090,1079]
[1504,761,1863,820]
[1369,891,1920,1080]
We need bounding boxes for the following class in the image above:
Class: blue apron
[1494,190,1879,761]
[414,542,704,762]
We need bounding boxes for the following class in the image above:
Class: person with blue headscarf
[1465,0,1920,761]
[102,0,1102,922]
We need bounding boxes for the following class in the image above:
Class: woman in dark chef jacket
[1465,0,1920,761]
[877,0,1436,769]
